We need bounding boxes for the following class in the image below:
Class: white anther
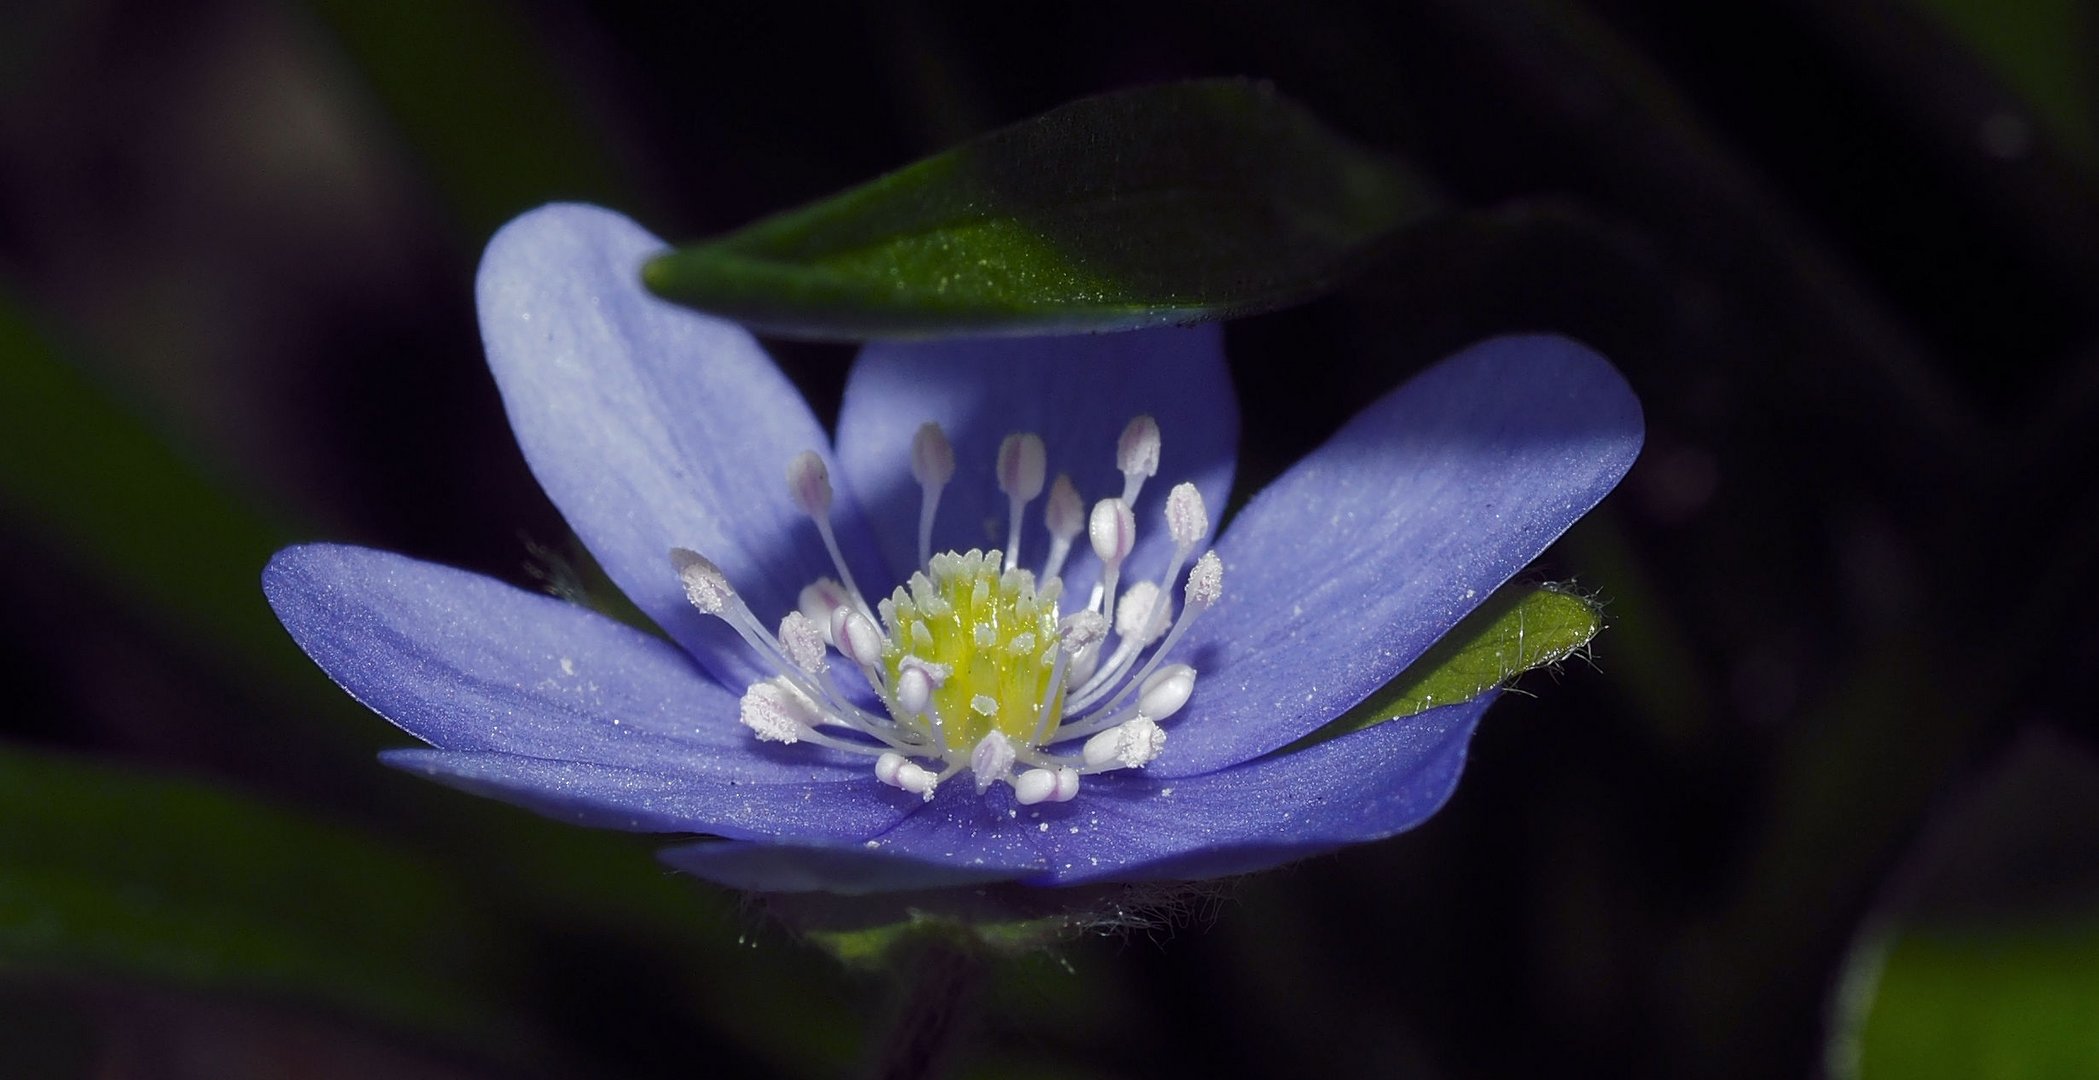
[1040,474,1085,582]
[1044,475,1084,542]
[910,422,955,487]
[1164,482,1209,546]
[895,664,933,715]
[831,608,885,667]
[969,732,1016,793]
[786,450,833,516]
[1083,716,1167,770]
[1114,581,1172,645]
[1117,415,1161,487]
[777,611,827,673]
[1185,550,1224,609]
[798,578,849,643]
[996,433,1047,501]
[1089,498,1136,565]
[1060,609,1108,652]
[1014,766,1081,805]
[876,753,939,801]
[1137,664,1197,721]
[740,680,814,743]
[999,433,1048,572]
[911,423,956,568]
[670,548,735,615]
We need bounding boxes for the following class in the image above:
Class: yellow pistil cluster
[878,549,1064,749]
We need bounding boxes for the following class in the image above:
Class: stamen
[1087,497,1135,620]
[1116,415,1161,504]
[739,680,811,743]
[1052,665,1198,743]
[798,577,849,645]
[776,611,827,673]
[1070,581,1172,703]
[1185,549,1224,610]
[671,548,734,615]
[675,548,902,744]
[895,663,932,714]
[1028,611,1105,745]
[997,433,1047,571]
[1013,766,1080,805]
[911,422,955,568]
[1041,474,1084,583]
[1165,481,1209,548]
[1136,664,1197,721]
[787,451,872,619]
[876,752,939,801]
[1072,485,1206,702]
[1114,581,1172,648]
[969,731,1016,793]
[1078,552,1222,719]
[830,607,886,671]
[1081,716,1166,771]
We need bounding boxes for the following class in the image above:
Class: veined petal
[836,326,1235,593]
[476,203,884,686]
[383,750,908,841]
[1029,695,1487,884]
[658,837,1039,895]
[263,544,860,783]
[1153,335,1641,777]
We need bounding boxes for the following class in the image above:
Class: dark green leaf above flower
[643,80,1436,339]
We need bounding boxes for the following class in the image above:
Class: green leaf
[1291,583,1601,748]
[644,79,1435,339]
[1846,916,2099,1079]
[0,745,516,1042]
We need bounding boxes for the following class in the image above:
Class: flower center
[878,551,1064,750]
[669,415,1223,806]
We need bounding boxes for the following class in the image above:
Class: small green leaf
[0,745,514,1042]
[644,79,1435,339]
[1293,583,1601,748]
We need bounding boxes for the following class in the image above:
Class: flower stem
[868,941,986,1080]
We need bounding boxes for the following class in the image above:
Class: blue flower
[263,204,1643,894]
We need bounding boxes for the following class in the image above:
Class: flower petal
[1029,695,1487,884]
[1152,335,1642,777]
[263,543,861,783]
[657,837,1039,894]
[656,694,1478,888]
[476,203,884,686]
[382,750,907,841]
[834,326,1236,596]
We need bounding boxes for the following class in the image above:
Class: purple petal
[834,326,1236,597]
[1031,696,1487,884]
[476,203,884,686]
[659,695,1478,888]
[263,543,860,783]
[658,837,1038,894]
[1152,336,1642,777]
[383,750,908,841]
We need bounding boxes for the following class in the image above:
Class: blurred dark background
[3,1,2097,1077]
